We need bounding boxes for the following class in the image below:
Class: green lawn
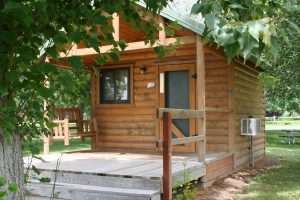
[235,130,300,200]
[22,137,92,157]
[265,117,300,127]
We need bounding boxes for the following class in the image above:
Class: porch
[25,151,232,200]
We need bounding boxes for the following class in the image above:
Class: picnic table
[279,128,300,144]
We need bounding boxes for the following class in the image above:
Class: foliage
[0,0,170,143]
[50,69,91,115]
[235,130,300,200]
[173,163,198,200]
[191,0,300,62]
[0,177,18,200]
[260,7,300,114]
[0,0,171,197]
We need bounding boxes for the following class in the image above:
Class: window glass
[100,68,130,103]
[102,71,115,101]
[115,70,128,100]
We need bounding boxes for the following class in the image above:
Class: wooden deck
[26,151,208,181]
[25,151,232,200]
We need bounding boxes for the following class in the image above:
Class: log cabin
[41,1,266,198]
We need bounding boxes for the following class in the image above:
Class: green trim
[137,1,205,35]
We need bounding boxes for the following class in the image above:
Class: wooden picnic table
[279,129,300,144]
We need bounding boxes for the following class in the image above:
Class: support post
[112,13,119,41]
[43,80,50,155]
[158,16,165,45]
[196,35,206,162]
[163,112,172,200]
[64,119,69,146]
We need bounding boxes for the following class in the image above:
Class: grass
[22,137,91,157]
[235,130,300,200]
[265,117,300,128]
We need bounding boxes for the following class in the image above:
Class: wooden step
[29,169,161,191]
[27,181,161,200]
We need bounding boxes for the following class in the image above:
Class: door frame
[158,63,196,152]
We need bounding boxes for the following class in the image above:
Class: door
[159,63,196,152]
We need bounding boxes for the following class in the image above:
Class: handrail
[158,108,204,119]
[161,110,206,200]
[156,135,205,147]
[205,107,232,113]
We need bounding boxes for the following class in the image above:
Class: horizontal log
[157,108,204,119]
[156,135,205,147]
[205,107,232,113]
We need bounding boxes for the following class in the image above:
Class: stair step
[29,170,161,191]
[27,181,161,200]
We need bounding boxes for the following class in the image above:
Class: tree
[0,0,170,199]
[191,0,300,62]
[0,0,299,199]
[260,8,300,114]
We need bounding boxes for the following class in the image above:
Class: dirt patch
[195,156,280,200]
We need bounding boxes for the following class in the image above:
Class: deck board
[24,151,229,182]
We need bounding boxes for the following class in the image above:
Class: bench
[43,107,98,154]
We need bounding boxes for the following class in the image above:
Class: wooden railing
[53,107,84,132]
[157,108,205,200]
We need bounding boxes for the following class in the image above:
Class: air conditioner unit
[241,118,261,136]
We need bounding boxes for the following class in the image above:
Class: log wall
[94,63,158,149]
[204,52,230,152]
[233,63,265,168]
[89,44,265,159]
[91,46,196,150]
[89,45,233,152]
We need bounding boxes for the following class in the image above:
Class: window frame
[100,67,131,104]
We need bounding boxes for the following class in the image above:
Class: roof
[137,0,205,35]
[137,1,259,64]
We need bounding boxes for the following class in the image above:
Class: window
[100,68,130,104]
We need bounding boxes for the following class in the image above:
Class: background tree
[260,8,300,115]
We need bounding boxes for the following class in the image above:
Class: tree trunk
[0,132,25,200]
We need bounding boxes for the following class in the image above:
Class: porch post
[112,13,119,41]
[163,112,172,200]
[43,79,50,155]
[196,35,206,162]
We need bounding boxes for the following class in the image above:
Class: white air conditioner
[241,118,261,136]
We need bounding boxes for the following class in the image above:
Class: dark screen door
[166,71,190,138]
[159,64,196,152]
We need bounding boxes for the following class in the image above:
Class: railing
[157,108,205,200]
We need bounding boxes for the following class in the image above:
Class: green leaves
[1,1,33,27]
[5,71,19,81]
[191,0,299,63]
[239,34,259,60]
[288,20,300,35]
[247,21,265,42]
[0,80,9,97]
[37,87,52,99]
[45,46,58,59]
[204,13,219,30]
[68,56,83,71]
[0,178,18,199]
[0,177,7,187]
[118,40,127,51]
[8,183,18,193]
[95,54,109,66]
